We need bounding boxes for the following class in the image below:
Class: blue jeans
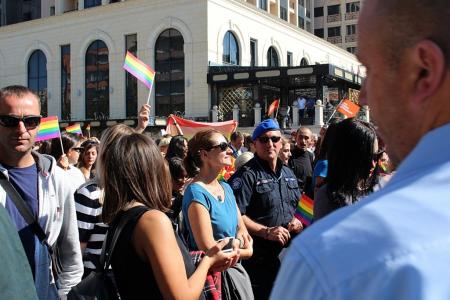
[34,237,58,300]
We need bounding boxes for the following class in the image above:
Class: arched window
[300,58,309,66]
[28,50,47,116]
[222,31,239,65]
[85,40,109,120]
[267,47,279,67]
[155,28,185,117]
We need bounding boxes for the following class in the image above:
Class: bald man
[271,0,450,299]
[0,85,82,299]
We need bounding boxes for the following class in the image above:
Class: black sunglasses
[209,142,229,152]
[0,115,42,129]
[258,136,281,144]
[71,147,84,153]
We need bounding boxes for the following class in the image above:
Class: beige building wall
[0,0,360,121]
[313,0,361,53]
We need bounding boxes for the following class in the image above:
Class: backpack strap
[0,171,52,253]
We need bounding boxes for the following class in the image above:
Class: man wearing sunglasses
[0,85,82,299]
[229,118,303,299]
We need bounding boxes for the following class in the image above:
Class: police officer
[229,119,303,299]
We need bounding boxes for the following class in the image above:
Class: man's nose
[17,120,28,133]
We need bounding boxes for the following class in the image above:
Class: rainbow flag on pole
[123,51,156,90]
[65,123,82,135]
[35,116,61,142]
[294,194,314,227]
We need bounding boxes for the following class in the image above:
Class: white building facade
[0,0,360,123]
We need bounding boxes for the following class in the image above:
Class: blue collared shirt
[271,123,450,300]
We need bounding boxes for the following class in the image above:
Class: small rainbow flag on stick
[65,123,82,135]
[35,116,61,142]
[123,51,156,104]
[294,193,314,227]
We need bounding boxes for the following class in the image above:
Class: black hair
[166,135,187,160]
[230,131,243,141]
[326,118,378,206]
[49,132,82,160]
[316,122,339,161]
[168,157,187,181]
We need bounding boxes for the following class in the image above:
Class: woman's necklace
[197,179,225,203]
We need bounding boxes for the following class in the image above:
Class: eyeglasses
[0,115,41,129]
[71,147,83,153]
[209,142,229,152]
[257,136,281,144]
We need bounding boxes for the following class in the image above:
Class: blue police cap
[252,119,280,140]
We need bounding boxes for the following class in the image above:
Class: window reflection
[85,40,109,120]
[28,50,47,116]
[61,45,71,120]
[155,29,185,117]
[223,31,239,65]
[267,46,279,67]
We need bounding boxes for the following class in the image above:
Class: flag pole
[326,98,344,124]
[146,84,153,105]
[274,98,281,119]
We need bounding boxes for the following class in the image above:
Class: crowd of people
[1,0,450,298]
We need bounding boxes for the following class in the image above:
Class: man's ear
[411,40,446,104]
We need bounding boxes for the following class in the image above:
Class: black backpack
[67,213,132,300]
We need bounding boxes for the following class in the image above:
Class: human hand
[58,155,69,170]
[266,226,291,246]
[136,104,151,133]
[206,238,240,272]
[287,217,303,234]
[238,231,253,250]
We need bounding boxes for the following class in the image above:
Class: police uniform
[229,154,301,299]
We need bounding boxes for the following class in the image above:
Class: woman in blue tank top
[183,129,253,259]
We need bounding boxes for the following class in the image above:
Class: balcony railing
[345,12,359,20]
[345,34,356,43]
[327,36,342,44]
[327,14,341,23]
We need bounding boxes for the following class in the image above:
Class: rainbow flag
[123,51,156,90]
[217,158,236,182]
[294,194,314,227]
[267,99,280,116]
[35,116,61,142]
[65,123,82,135]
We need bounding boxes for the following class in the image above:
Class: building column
[78,0,84,10]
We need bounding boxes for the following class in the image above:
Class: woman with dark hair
[314,118,379,221]
[98,128,237,300]
[182,129,254,299]
[311,123,338,195]
[49,132,85,190]
[167,157,189,225]
[166,135,188,160]
[77,139,99,180]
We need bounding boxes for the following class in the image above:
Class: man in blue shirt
[271,0,450,299]
[0,86,82,299]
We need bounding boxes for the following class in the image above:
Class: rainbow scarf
[65,123,82,135]
[35,116,61,142]
[217,158,236,182]
[294,194,314,227]
[123,51,156,90]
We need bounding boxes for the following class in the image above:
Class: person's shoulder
[75,180,100,199]
[281,164,296,177]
